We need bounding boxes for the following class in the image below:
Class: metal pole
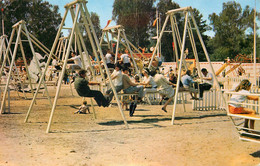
[83,2,129,128]
[114,28,121,64]
[253,0,256,86]
[171,12,189,124]
[46,5,80,133]
[25,9,69,123]
[0,25,22,113]
[190,11,226,104]
[148,15,170,69]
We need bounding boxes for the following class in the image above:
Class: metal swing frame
[25,0,128,133]
[0,20,53,114]
[148,7,225,124]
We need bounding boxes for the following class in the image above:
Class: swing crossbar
[166,6,192,15]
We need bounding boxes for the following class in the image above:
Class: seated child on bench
[229,79,258,130]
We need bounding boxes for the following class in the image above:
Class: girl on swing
[229,79,258,130]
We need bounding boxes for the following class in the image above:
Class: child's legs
[163,97,173,109]
[249,120,255,129]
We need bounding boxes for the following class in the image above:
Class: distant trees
[112,0,259,62]
[2,0,62,58]
[0,0,258,62]
[208,1,259,60]
[112,0,210,62]
[79,12,102,54]
[153,0,180,62]
[112,0,155,48]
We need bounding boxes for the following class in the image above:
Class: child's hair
[83,101,87,105]
[235,79,251,92]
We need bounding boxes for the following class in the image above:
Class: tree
[1,0,62,59]
[152,0,210,62]
[208,1,259,61]
[112,0,155,47]
[153,0,181,62]
[78,12,102,55]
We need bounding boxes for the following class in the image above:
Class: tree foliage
[151,0,210,62]
[79,12,102,55]
[154,0,180,62]
[112,0,155,47]
[208,1,259,60]
[1,0,62,58]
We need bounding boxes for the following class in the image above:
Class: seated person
[169,72,183,89]
[122,67,144,101]
[151,57,159,68]
[121,68,144,116]
[135,58,144,72]
[104,49,115,69]
[68,51,82,72]
[199,68,213,100]
[119,49,131,69]
[74,101,90,114]
[156,55,162,67]
[139,68,157,95]
[152,70,175,112]
[181,70,198,100]
[229,79,257,130]
[105,63,123,102]
[74,69,109,107]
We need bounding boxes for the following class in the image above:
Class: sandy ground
[0,85,259,166]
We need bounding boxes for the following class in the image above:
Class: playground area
[0,86,259,166]
[0,0,259,165]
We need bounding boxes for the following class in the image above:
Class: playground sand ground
[0,85,259,166]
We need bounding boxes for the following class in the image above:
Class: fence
[192,89,225,111]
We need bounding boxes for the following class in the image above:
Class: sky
[47,0,260,37]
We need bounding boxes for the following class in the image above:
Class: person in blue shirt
[181,70,198,100]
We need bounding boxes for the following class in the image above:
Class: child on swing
[229,79,258,130]
[75,101,90,114]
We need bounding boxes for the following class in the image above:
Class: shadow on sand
[98,113,227,126]
[251,150,260,158]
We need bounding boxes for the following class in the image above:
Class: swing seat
[228,113,260,120]
[228,113,260,143]
[225,91,260,143]
[240,133,260,143]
